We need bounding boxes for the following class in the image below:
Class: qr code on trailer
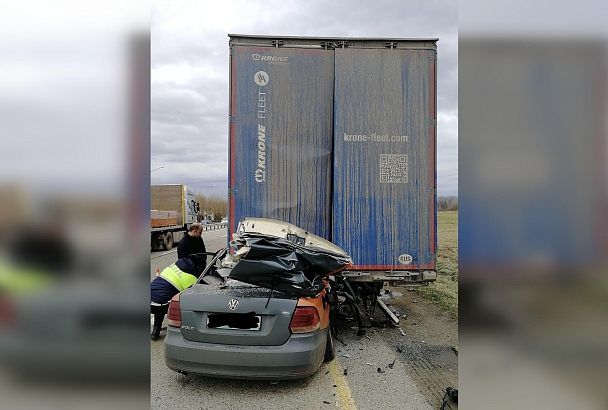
[380,154,408,183]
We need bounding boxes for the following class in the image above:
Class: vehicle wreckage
[163,218,407,379]
[206,218,403,331]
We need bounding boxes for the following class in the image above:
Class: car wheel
[324,326,335,362]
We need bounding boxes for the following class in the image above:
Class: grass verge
[415,211,458,318]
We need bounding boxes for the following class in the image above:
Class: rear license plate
[206,313,262,331]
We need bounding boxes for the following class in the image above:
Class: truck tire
[163,232,174,250]
[151,233,165,251]
[324,326,335,362]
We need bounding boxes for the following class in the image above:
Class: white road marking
[151,249,177,260]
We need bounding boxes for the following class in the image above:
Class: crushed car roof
[225,218,352,297]
[235,218,349,257]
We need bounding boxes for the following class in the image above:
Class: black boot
[151,305,167,340]
[151,324,161,340]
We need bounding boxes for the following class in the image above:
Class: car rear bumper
[164,326,327,380]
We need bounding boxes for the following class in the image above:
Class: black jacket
[177,233,206,260]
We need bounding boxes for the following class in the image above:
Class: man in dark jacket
[177,223,207,272]
[177,223,206,259]
[150,257,202,340]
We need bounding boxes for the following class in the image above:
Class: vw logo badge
[228,299,239,310]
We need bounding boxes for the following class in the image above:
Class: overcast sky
[151,0,457,197]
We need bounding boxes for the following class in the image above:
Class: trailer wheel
[163,232,174,250]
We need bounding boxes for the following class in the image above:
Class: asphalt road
[150,229,433,409]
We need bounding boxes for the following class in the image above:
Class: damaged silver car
[163,218,351,380]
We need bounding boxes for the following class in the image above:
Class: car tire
[324,326,336,362]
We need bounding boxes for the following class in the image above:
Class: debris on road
[323,400,331,405]
[377,367,385,374]
[343,368,348,376]
[388,359,396,369]
[453,346,458,355]
[365,335,372,340]
[366,362,374,366]
[441,387,458,410]
[413,299,419,303]
[341,354,350,358]
[378,290,403,300]
[377,297,400,325]
[398,327,406,336]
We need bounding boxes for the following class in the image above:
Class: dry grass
[415,211,458,317]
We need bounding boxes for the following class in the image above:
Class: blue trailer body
[229,45,334,239]
[332,48,436,270]
[229,36,437,275]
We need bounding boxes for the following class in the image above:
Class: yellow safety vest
[159,264,197,292]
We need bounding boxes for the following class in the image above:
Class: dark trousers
[151,303,169,334]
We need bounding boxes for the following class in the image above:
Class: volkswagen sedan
[163,218,351,380]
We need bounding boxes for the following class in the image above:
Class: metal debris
[377,297,399,325]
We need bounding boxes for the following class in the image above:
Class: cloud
[151,0,457,197]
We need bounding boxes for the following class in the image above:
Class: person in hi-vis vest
[150,258,200,340]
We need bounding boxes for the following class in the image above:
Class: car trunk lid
[178,283,298,346]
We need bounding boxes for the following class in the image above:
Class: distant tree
[437,196,458,211]
[195,194,228,221]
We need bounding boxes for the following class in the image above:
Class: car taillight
[289,306,320,333]
[167,298,181,327]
